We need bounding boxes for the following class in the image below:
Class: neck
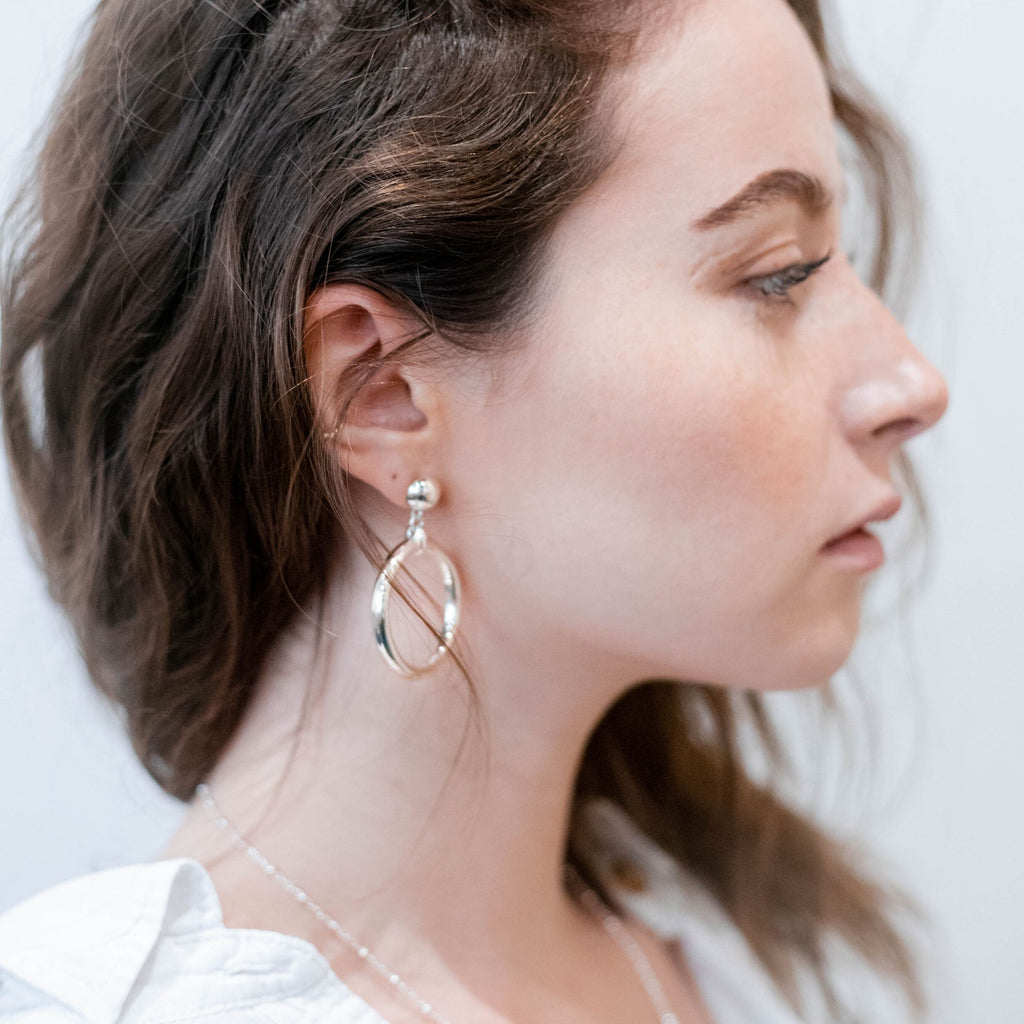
[170,538,635,999]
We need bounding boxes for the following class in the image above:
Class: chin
[788,630,861,689]
[744,618,862,691]
[757,669,841,692]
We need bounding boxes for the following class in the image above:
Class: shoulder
[0,858,378,1024]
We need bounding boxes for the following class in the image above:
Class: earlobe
[303,284,438,506]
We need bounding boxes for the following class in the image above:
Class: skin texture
[157,0,949,1021]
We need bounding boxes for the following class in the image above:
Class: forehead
[595,0,841,229]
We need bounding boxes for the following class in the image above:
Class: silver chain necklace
[196,783,679,1024]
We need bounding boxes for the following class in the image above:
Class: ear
[303,284,442,510]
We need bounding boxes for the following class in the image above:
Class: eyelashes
[745,250,834,305]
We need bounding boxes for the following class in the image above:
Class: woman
[0,0,949,1021]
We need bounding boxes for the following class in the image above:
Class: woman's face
[443,0,948,692]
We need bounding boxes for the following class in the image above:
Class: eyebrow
[691,169,835,231]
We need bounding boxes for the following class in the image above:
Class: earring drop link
[371,477,460,677]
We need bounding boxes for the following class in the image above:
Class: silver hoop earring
[371,478,461,677]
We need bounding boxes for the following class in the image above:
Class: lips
[823,493,903,548]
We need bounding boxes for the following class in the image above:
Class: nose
[838,296,949,454]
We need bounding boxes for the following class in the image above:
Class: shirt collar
[0,857,219,1023]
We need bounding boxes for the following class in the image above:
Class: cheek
[598,325,825,554]
[503,316,829,617]
[691,385,825,556]
[452,310,855,689]
[602,360,848,685]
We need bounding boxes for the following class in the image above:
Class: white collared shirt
[0,799,803,1023]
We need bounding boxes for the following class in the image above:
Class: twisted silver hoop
[371,479,460,677]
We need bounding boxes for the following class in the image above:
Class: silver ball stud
[406,478,440,511]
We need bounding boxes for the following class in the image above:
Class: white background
[1,1,1021,1021]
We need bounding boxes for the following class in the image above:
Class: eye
[745,250,833,306]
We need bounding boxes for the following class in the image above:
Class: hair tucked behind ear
[2,0,930,1019]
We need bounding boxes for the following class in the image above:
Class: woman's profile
[0,0,949,1022]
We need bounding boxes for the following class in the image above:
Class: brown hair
[2,0,930,1019]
